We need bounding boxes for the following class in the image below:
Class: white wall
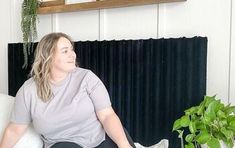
[230,0,235,103]
[101,5,159,40]
[0,1,11,94]
[1,0,234,103]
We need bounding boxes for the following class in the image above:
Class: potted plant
[21,0,41,68]
[172,95,235,148]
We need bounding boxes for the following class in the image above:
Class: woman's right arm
[0,122,28,148]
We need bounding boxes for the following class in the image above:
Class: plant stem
[181,136,184,148]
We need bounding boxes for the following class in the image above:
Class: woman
[0,32,135,148]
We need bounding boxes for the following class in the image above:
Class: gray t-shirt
[11,67,111,148]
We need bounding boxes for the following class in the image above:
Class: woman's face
[51,37,76,74]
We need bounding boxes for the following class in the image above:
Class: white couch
[0,93,43,148]
[0,93,168,148]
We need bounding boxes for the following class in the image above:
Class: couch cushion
[0,93,15,137]
[0,93,43,148]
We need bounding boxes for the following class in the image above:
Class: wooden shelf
[40,0,65,7]
[38,0,186,14]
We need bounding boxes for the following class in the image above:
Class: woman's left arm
[96,106,132,148]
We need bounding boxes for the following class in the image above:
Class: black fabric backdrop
[8,37,207,147]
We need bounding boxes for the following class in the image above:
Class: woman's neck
[50,71,68,85]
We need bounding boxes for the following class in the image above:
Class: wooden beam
[38,0,186,14]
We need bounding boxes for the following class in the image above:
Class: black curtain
[8,37,207,147]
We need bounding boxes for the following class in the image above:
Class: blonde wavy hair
[30,32,74,102]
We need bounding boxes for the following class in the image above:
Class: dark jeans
[50,129,136,148]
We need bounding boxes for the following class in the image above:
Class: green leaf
[197,104,205,115]
[227,116,235,123]
[221,127,233,139]
[190,114,197,120]
[189,121,197,134]
[173,119,182,131]
[224,139,234,148]
[195,131,210,144]
[206,137,220,148]
[185,134,194,143]
[180,115,190,127]
[205,101,218,121]
[196,122,206,130]
[224,105,235,115]
[218,119,227,127]
[204,95,216,107]
[185,143,194,148]
[217,110,226,118]
[203,114,212,124]
[185,107,198,115]
[228,120,235,130]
